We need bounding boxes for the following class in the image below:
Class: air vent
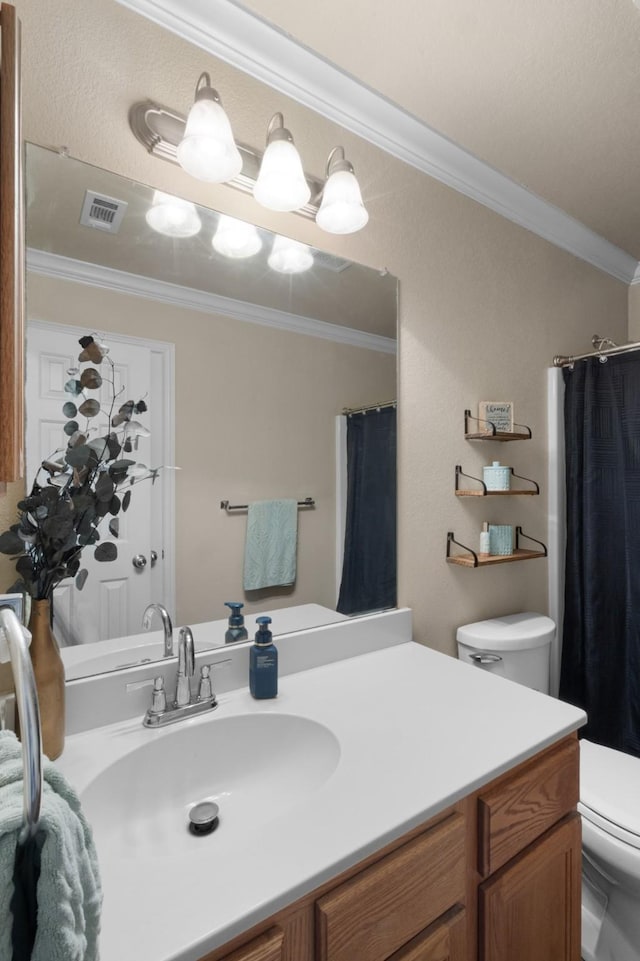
[311,250,351,273]
[79,191,128,233]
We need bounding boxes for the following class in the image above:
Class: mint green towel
[0,730,102,961]
[243,499,298,591]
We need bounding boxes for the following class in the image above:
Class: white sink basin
[80,712,340,859]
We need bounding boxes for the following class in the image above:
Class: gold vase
[27,598,65,760]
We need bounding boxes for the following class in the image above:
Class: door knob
[150,550,158,568]
[132,554,148,570]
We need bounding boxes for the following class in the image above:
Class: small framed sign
[478,401,514,434]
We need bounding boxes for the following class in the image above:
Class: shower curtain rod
[553,334,640,368]
[342,400,396,415]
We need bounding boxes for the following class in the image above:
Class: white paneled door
[26,321,174,647]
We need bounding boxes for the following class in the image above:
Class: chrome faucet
[142,626,219,728]
[175,626,195,706]
[141,602,174,658]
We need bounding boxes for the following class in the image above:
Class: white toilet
[579,740,640,961]
[456,611,554,692]
[456,613,640,961]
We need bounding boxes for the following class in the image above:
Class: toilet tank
[456,612,555,694]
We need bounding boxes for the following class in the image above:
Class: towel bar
[220,497,315,511]
[0,606,42,841]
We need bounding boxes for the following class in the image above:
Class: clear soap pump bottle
[249,616,278,699]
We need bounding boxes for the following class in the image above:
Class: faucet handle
[198,665,214,701]
[141,676,167,726]
[150,676,167,714]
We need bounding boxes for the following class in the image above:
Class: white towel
[243,499,298,591]
[0,730,102,961]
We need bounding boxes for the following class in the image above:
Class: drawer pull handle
[470,652,502,664]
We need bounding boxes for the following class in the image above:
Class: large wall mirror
[24,142,398,680]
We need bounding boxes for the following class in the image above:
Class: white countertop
[57,639,586,961]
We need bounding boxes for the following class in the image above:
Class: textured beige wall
[25,275,394,625]
[2,0,629,661]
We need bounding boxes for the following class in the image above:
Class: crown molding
[26,249,396,355]
[631,263,640,285]
[116,0,638,284]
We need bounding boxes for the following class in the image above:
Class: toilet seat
[580,739,640,850]
[580,802,640,850]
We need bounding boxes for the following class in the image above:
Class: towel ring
[0,606,42,841]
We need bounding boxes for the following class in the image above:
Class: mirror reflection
[24,143,398,680]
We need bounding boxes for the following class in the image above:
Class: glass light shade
[145,191,202,238]
[212,215,262,259]
[253,139,311,212]
[268,235,314,274]
[176,98,243,183]
[316,169,369,234]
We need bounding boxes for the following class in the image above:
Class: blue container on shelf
[489,524,514,555]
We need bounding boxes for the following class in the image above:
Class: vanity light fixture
[268,235,314,274]
[316,147,369,235]
[212,214,262,259]
[145,190,202,238]
[253,113,311,212]
[176,73,243,183]
[130,97,369,234]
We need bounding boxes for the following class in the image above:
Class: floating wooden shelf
[446,548,546,568]
[464,432,532,442]
[464,409,532,442]
[446,528,547,568]
[455,490,538,497]
[454,465,539,497]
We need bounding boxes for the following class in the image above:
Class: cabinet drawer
[478,736,579,876]
[387,907,466,961]
[316,812,465,961]
[217,927,284,961]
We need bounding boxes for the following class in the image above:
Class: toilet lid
[455,613,555,651]
[580,739,640,848]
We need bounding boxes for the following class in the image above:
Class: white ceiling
[118,0,640,282]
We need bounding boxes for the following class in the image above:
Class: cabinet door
[217,927,284,961]
[479,814,581,961]
[387,907,466,961]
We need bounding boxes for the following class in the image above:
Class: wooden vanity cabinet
[386,907,467,961]
[475,735,581,961]
[198,735,581,961]
[216,927,285,961]
[479,815,581,961]
[197,809,465,961]
[315,811,466,961]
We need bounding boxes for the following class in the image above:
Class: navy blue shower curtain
[559,352,640,757]
[337,406,397,616]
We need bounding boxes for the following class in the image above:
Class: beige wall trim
[116,0,638,285]
[26,248,397,355]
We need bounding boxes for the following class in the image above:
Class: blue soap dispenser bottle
[224,602,248,644]
[249,616,278,699]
